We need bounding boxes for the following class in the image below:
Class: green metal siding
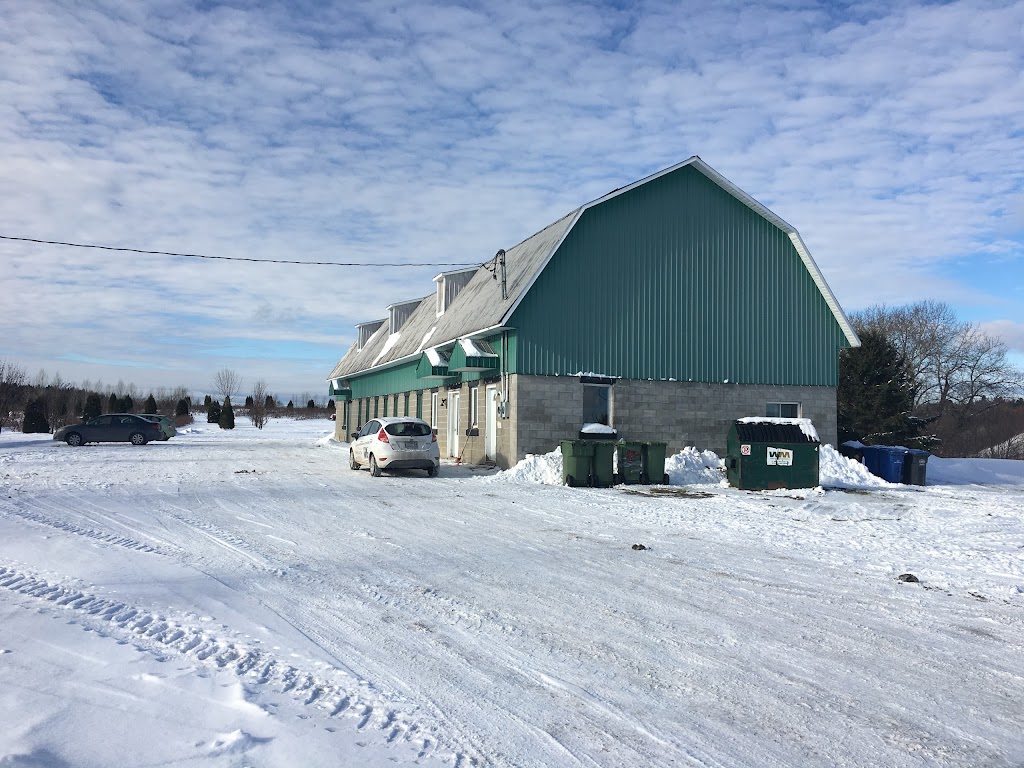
[510,165,848,386]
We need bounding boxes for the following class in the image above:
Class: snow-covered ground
[2,419,1023,767]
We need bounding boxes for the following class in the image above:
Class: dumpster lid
[734,417,820,444]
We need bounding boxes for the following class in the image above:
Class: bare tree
[248,379,271,429]
[0,359,27,433]
[851,301,1019,412]
[213,368,243,401]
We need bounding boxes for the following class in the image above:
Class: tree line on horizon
[0,364,334,435]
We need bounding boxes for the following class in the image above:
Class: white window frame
[469,385,479,428]
[766,402,801,418]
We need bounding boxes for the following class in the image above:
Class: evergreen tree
[118,394,134,412]
[204,394,212,407]
[23,397,50,433]
[327,399,334,410]
[108,393,118,413]
[265,395,275,409]
[83,393,102,421]
[219,396,235,430]
[245,395,254,408]
[838,330,918,445]
[286,400,294,410]
[175,398,190,417]
[207,399,221,423]
[306,399,316,409]
[144,394,158,413]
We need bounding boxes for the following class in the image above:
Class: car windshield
[384,422,431,437]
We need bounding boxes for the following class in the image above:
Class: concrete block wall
[508,375,837,463]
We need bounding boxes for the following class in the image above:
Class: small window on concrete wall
[766,402,800,418]
[583,384,611,426]
[469,386,479,428]
[431,391,438,428]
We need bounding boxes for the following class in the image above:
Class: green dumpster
[725,419,819,490]
[591,441,616,488]
[561,440,595,487]
[616,441,644,484]
[641,441,669,485]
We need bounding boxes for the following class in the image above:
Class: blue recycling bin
[860,445,907,483]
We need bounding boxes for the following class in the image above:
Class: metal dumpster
[725,419,820,490]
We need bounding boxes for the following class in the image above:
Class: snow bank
[487,446,725,487]
[927,456,1024,485]
[818,444,893,490]
[581,423,616,435]
[485,448,563,485]
[665,448,724,485]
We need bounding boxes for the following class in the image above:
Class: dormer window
[387,297,426,334]
[433,267,477,317]
[355,319,385,351]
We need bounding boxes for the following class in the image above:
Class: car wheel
[369,455,382,477]
[129,432,147,446]
[427,465,438,477]
[66,432,84,447]
[349,450,360,470]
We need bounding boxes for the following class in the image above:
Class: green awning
[416,348,451,379]
[329,380,352,401]
[449,338,499,372]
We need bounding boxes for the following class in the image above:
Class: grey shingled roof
[328,209,578,380]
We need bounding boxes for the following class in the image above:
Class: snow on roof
[737,417,820,442]
[372,332,402,367]
[459,337,497,357]
[424,346,447,367]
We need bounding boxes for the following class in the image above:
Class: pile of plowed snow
[665,447,724,485]
[487,443,896,491]
[818,444,892,489]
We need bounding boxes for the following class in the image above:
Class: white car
[349,417,440,477]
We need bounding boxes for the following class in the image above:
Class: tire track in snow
[0,506,172,556]
[0,563,463,765]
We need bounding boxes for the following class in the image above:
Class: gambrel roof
[329,156,858,382]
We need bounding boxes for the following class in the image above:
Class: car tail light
[377,428,389,443]
[151,423,160,430]
[431,431,437,442]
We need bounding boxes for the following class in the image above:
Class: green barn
[327,157,860,468]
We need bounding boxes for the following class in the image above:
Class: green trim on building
[416,350,452,380]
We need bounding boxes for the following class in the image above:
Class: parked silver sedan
[54,414,165,446]
[349,416,440,477]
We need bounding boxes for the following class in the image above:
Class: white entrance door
[485,385,498,461]
[447,392,460,458]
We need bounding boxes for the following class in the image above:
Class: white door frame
[447,392,460,458]
[485,384,498,461]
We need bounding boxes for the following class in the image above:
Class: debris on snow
[631,543,648,551]
[898,573,920,583]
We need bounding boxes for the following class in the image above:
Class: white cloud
[1,0,1022,394]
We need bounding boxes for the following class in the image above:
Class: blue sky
[1,0,1022,397]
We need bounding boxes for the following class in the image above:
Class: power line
[0,234,480,268]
